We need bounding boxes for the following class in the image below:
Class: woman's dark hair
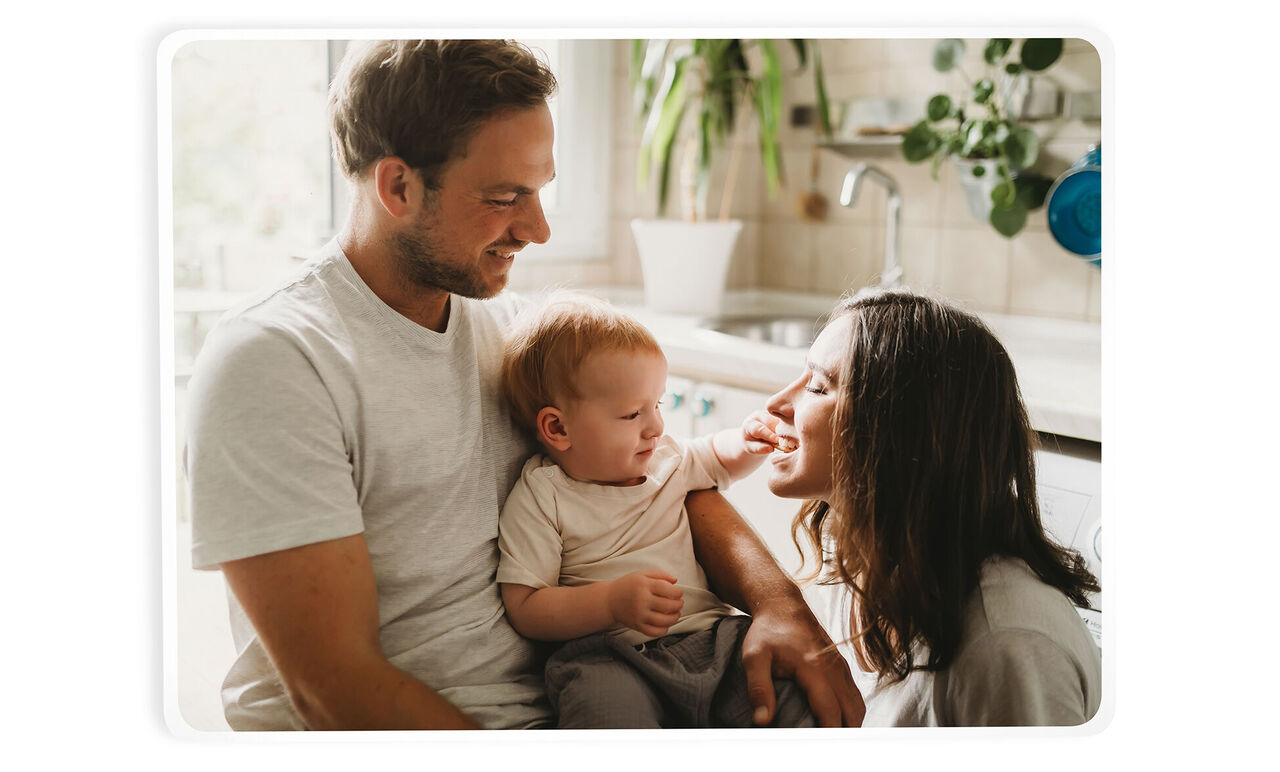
[793,288,1099,682]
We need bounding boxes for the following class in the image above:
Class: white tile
[760,221,816,291]
[812,222,879,294]
[881,38,938,68]
[899,225,941,292]
[878,157,942,228]
[1008,229,1092,319]
[936,225,1013,312]
[881,63,952,104]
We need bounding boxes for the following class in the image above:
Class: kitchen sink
[699,314,828,349]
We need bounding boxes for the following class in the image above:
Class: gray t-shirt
[847,556,1102,726]
[185,238,549,730]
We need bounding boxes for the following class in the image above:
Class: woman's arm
[684,489,866,727]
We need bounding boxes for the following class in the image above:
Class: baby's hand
[607,570,685,638]
[742,409,784,455]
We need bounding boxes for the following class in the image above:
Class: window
[515,38,613,263]
[165,35,614,375]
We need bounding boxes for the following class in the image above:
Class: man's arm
[219,533,477,730]
[684,489,866,728]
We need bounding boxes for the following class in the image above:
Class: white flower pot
[953,157,1003,222]
[630,218,742,317]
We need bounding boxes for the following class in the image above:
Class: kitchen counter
[600,288,1101,444]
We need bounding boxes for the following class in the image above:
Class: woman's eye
[804,381,827,395]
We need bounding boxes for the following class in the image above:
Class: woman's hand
[741,409,783,455]
[607,570,685,638]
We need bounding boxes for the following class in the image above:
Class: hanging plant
[901,38,1063,238]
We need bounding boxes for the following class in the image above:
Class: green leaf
[1013,172,1054,210]
[902,120,940,162]
[983,38,1012,65]
[754,40,785,194]
[1020,38,1063,72]
[638,53,690,215]
[811,42,833,138]
[962,120,993,157]
[990,201,1028,237]
[973,78,995,104]
[1003,126,1040,168]
[932,39,965,72]
[1005,62,1023,76]
[696,109,713,220]
[991,179,1016,208]
[971,164,987,178]
[790,39,808,70]
[926,94,952,122]
[632,39,670,120]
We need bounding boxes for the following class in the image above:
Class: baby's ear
[536,406,571,452]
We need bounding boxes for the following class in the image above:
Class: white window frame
[516,38,614,263]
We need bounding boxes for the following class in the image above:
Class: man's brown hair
[328,40,558,186]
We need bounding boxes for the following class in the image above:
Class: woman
[762,288,1101,726]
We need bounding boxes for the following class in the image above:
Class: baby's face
[558,348,668,486]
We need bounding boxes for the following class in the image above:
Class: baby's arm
[710,409,783,481]
[501,570,685,641]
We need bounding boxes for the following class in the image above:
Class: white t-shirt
[184,238,550,730]
[842,556,1102,726]
[496,434,737,646]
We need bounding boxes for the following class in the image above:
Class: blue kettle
[1046,145,1102,265]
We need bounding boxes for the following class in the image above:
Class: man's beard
[390,212,502,300]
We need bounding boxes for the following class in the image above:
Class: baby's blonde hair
[501,290,662,438]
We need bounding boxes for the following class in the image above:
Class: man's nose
[513,194,551,245]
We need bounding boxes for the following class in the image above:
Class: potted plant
[901,38,1063,238]
[630,38,831,316]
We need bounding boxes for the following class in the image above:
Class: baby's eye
[623,411,640,420]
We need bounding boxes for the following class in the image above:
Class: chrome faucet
[839,163,903,288]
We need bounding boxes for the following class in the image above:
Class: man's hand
[607,570,684,638]
[740,595,866,728]
[682,489,865,728]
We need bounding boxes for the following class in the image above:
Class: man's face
[393,102,556,298]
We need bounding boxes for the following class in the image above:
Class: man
[185,39,862,731]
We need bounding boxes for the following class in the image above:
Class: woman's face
[764,313,852,502]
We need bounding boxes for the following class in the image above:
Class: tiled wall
[509,37,1102,322]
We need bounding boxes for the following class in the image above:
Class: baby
[496,291,812,729]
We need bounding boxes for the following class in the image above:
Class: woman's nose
[766,385,793,420]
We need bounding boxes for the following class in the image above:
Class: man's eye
[489,198,518,207]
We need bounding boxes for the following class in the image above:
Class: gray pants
[544,615,816,729]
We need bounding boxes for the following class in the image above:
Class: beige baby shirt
[497,434,737,645]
